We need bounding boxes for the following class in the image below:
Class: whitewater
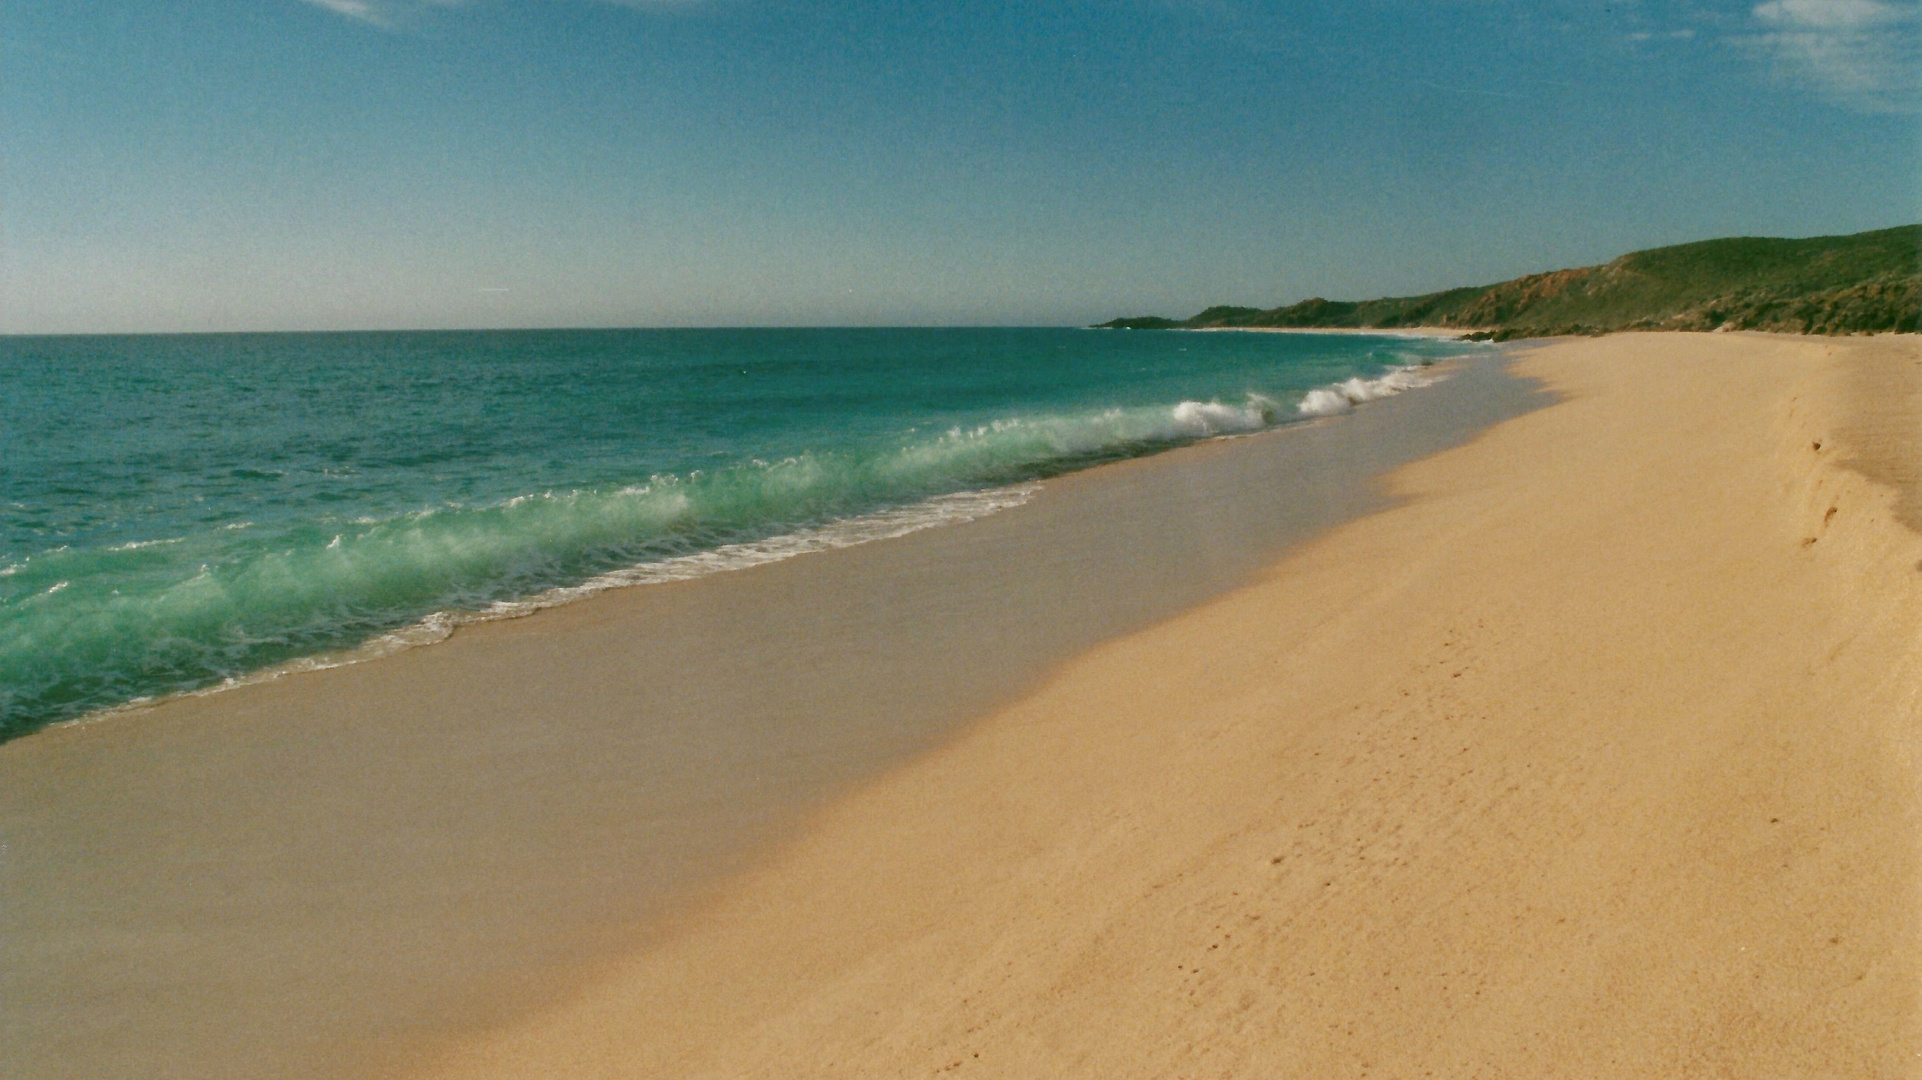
[0,328,1473,738]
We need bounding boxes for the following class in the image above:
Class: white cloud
[295,0,473,28]
[297,0,703,27]
[1742,0,1921,111]
[299,0,387,24]
[1755,0,1905,28]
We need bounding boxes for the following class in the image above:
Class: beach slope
[416,332,1922,1078]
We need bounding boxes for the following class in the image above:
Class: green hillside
[1098,225,1921,338]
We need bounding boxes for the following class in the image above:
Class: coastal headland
[407,331,1922,1077]
[1099,225,1920,338]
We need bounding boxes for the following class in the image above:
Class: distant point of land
[1098,224,1921,338]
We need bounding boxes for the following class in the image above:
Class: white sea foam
[56,356,1460,729]
[1170,395,1278,435]
[150,364,1447,709]
[1296,364,1441,417]
[466,482,1040,621]
[105,537,186,552]
[88,482,1046,715]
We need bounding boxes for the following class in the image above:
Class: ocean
[0,327,1472,740]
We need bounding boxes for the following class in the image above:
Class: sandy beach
[5,331,1918,1079]
[408,331,1922,1078]
[8,2,1915,1074]
[0,341,1541,1080]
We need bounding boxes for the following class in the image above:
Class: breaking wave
[1,360,1450,736]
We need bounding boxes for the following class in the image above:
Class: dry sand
[413,332,1922,1079]
[1,345,1540,1080]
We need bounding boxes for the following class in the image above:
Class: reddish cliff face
[1449,267,1602,327]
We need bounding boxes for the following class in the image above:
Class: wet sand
[408,332,1922,1078]
[0,348,1541,1079]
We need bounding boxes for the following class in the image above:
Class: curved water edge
[100,481,1047,718]
[0,331,1472,739]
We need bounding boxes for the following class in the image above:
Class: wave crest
[1296,365,1438,417]
[4,366,1447,734]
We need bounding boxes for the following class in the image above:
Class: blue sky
[3,0,1917,332]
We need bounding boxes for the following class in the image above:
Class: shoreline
[38,480,1048,740]
[409,331,1922,1077]
[0,345,1541,1080]
[13,338,1473,746]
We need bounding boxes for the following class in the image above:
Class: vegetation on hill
[1097,225,1921,338]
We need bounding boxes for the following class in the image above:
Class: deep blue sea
[0,328,1472,739]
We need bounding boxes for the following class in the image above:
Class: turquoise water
[0,328,1471,739]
